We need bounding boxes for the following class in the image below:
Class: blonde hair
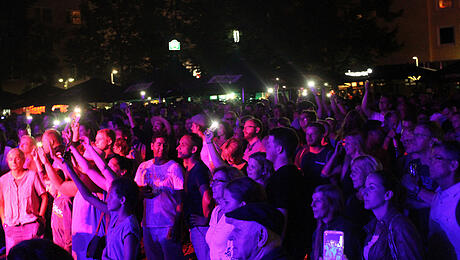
[351,155,383,175]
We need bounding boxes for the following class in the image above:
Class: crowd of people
[0,81,459,260]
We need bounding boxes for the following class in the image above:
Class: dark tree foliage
[0,0,59,90]
[65,0,401,88]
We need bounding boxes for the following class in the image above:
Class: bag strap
[94,212,105,236]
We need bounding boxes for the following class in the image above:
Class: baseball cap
[225,203,285,236]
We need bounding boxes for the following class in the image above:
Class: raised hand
[80,136,91,148]
[32,148,40,162]
[204,129,214,144]
[71,120,80,142]
[36,147,48,165]
[364,80,370,91]
[62,126,71,144]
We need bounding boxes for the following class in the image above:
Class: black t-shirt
[265,164,313,258]
[300,146,333,188]
[184,160,211,227]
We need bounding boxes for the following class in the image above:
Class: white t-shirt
[206,205,234,260]
[134,159,184,227]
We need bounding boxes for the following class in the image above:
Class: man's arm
[0,192,4,224]
[203,130,226,171]
[38,193,48,221]
[417,187,435,204]
[37,147,77,197]
[69,144,111,191]
[277,208,288,241]
[361,80,373,118]
[58,159,108,213]
[200,184,213,218]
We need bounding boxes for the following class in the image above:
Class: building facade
[378,0,460,68]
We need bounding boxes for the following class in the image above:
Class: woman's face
[107,187,122,211]
[221,188,244,213]
[211,171,227,202]
[311,192,328,220]
[247,158,263,181]
[19,136,35,155]
[363,174,389,211]
[350,161,367,189]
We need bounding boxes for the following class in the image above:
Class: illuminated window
[439,26,455,45]
[71,10,81,25]
[438,0,453,8]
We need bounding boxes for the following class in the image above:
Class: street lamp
[111,69,118,84]
[233,30,240,43]
[140,91,146,100]
[412,56,419,67]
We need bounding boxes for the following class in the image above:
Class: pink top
[0,170,46,226]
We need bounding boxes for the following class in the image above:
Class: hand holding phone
[209,121,219,132]
[323,230,344,260]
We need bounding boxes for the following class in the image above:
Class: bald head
[7,148,25,172]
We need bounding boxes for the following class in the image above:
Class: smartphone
[72,107,82,123]
[209,121,219,131]
[323,230,344,260]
